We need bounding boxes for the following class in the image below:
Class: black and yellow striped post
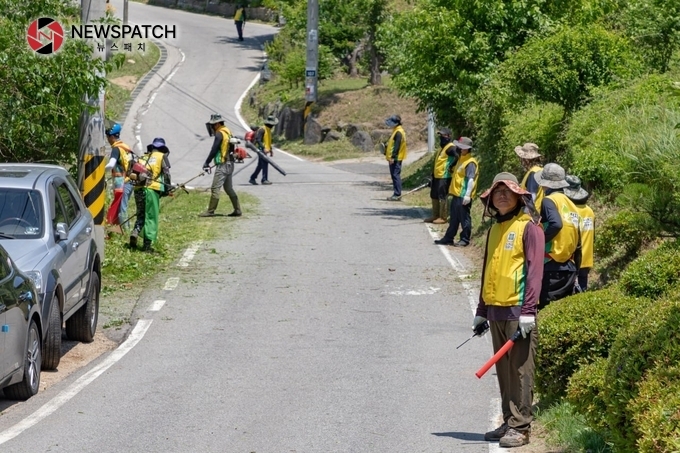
[82,152,106,225]
[77,91,108,226]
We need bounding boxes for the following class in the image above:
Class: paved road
[0,3,501,452]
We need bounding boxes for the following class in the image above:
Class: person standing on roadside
[104,123,136,229]
[535,163,581,308]
[234,4,247,41]
[249,115,278,185]
[384,114,407,201]
[434,137,478,246]
[515,143,544,212]
[564,175,594,291]
[473,172,544,449]
[200,113,242,217]
[424,127,458,224]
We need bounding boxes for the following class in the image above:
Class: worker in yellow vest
[424,127,458,224]
[434,137,478,246]
[384,114,407,201]
[534,163,581,308]
[473,172,544,448]
[249,115,278,185]
[564,175,594,291]
[104,123,136,229]
[514,143,544,212]
[234,4,247,41]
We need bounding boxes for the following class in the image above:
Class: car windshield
[0,189,44,239]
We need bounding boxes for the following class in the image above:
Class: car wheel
[4,320,41,400]
[42,295,62,370]
[65,272,99,343]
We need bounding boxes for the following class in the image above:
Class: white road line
[163,277,179,291]
[0,319,153,446]
[148,300,166,312]
[177,241,203,267]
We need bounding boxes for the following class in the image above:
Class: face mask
[440,136,450,148]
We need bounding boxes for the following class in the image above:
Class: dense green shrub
[566,357,609,431]
[619,239,680,298]
[629,365,680,453]
[536,288,651,403]
[595,209,660,259]
[604,296,680,452]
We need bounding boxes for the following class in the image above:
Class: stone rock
[336,121,348,132]
[370,129,392,146]
[350,131,373,152]
[323,130,342,142]
[277,107,304,140]
[304,117,323,144]
[345,123,360,138]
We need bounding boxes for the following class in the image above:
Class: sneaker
[261,180,272,185]
[198,211,215,217]
[434,238,454,245]
[499,428,530,448]
[227,210,242,217]
[386,195,400,201]
[249,179,258,185]
[432,218,447,224]
[484,422,509,441]
[453,240,469,247]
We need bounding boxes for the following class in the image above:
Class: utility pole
[427,108,435,153]
[78,0,108,257]
[124,0,129,25]
[304,0,318,123]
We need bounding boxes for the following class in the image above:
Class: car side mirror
[56,222,68,241]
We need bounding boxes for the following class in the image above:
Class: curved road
[0,3,501,452]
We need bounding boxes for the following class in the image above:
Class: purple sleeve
[521,222,545,316]
[475,230,491,318]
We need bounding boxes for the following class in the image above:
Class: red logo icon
[27,18,64,54]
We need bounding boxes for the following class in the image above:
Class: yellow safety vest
[214,125,233,165]
[544,192,580,263]
[262,125,273,152]
[234,7,245,21]
[111,140,133,177]
[576,204,594,268]
[433,143,455,179]
[385,126,407,161]
[482,211,533,307]
[138,151,166,192]
[449,153,479,198]
[521,165,544,212]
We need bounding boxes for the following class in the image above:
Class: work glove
[202,166,211,175]
[472,316,487,332]
[463,196,471,205]
[519,315,536,338]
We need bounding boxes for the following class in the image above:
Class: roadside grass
[105,40,161,121]
[537,402,611,453]
[275,136,372,161]
[100,190,258,327]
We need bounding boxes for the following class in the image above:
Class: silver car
[0,164,101,371]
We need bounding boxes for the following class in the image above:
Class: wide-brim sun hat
[534,163,570,189]
[453,137,473,150]
[147,137,169,153]
[264,115,279,126]
[208,113,225,124]
[564,174,589,202]
[385,114,402,127]
[514,143,542,160]
[479,172,530,202]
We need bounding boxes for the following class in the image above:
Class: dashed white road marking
[148,300,166,312]
[386,286,441,296]
[177,241,203,267]
[0,319,153,446]
[163,277,179,291]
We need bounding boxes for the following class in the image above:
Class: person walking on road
[200,113,242,217]
[104,123,136,229]
[515,143,544,212]
[249,115,278,185]
[424,127,457,224]
[473,172,544,449]
[234,4,247,41]
[564,175,594,291]
[535,163,582,308]
[384,114,407,201]
[130,138,171,252]
[434,137,478,246]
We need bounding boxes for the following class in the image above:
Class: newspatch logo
[27,18,64,54]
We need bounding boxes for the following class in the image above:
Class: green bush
[604,295,680,452]
[595,209,660,259]
[536,287,651,403]
[566,357,609,432]
[619,239,680,299]
[629,365,680,453]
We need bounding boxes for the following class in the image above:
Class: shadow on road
[431,431,487,442]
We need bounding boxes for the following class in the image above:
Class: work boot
[424,199,440,223]
[484,422,509,441]
[129,229,139,249]
[433,217,446,224]
[249,178,258,185]
[227,196,242,217]
[261,180,272,185]
[199,196,219,217]
[499,428,530,447]
[142,239,154,253]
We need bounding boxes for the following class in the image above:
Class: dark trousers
[578,268,590,292]
[250,154,269,182]
[539,270,578,310]
[491,320,537,432]
[442,196,471,243]
[389,161,402,196]
[235,21,244,40]
[429,177,451,200]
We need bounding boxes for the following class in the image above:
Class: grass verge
[537,402,611,453]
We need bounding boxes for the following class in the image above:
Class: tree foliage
[0,0,117,166]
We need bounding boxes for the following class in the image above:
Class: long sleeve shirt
[203,133,224,168]
[390,131,403,161]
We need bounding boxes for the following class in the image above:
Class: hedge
[619,239,680,299]
[566,357,609,431]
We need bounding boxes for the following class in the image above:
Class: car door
[61,177,92,305]
[51,180,85,314]
[0,294,7,379]
[0,252,21,377]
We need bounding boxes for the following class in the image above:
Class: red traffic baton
[475,330,522,379]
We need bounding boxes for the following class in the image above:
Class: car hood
[0,239,50,272]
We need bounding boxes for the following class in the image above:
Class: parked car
[0,243,41,400]
[0,164,102,371]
